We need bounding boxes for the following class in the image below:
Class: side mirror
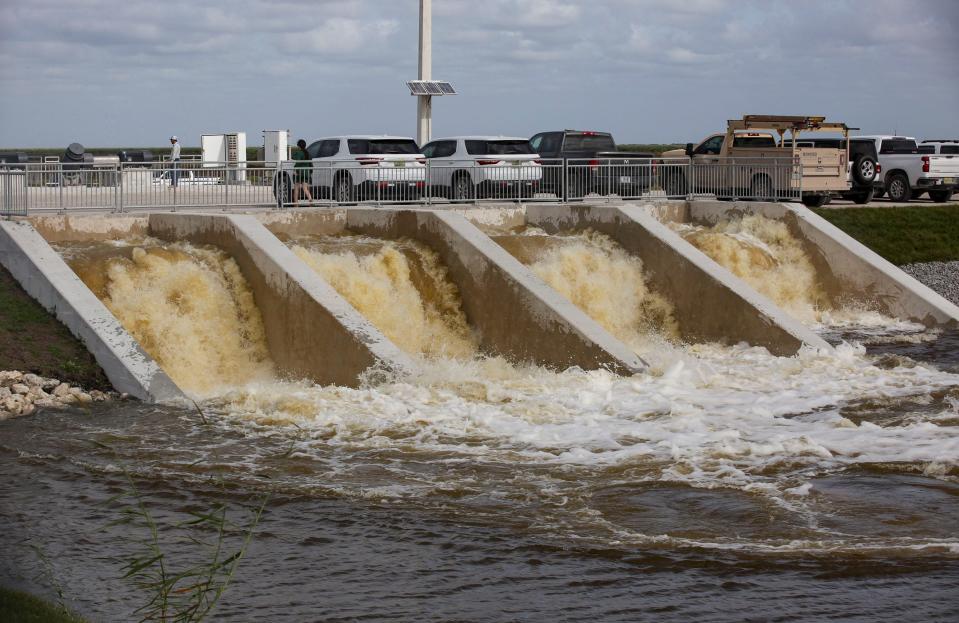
[685,143,694,157]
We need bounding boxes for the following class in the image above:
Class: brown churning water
[290,235,478,360]
[65,239,274,395]
[2,230,956,621]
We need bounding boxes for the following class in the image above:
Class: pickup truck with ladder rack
[662,115,852,207]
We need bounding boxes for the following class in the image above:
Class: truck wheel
[852,156,877,185]
[749,174,774,201]
[929,190,952,203]
[852,188,875,204]
[801,194,829,208]
[451,172,474,200]
[273,173,292,205]
[886,173,911,202]
[333,174,353,203]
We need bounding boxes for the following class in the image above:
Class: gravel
[900,261,959,306]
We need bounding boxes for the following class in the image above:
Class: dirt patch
[0,264,111,391]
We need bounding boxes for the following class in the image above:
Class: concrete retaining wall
[251,208,348,240]
[524,203,829,355]
[148,213,416,386]
[28,214,150,244]
[670,201,959,327]
[346,208,646,374]
[0,220,184,402]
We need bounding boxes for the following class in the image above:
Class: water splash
[671,215,830,323]
[495,229,678,351]
[68,240,275,395]
[291,236,477,360]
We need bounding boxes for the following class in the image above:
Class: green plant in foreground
[26,540,66,612]
[0,587,87,623]
[95,441,268,623]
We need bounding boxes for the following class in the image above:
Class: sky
[1,0,957,148]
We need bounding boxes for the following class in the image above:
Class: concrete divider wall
[678,201,959,327]
[250,208,348,240]
[148,213,416,387]
[346,208,646,374]
[524,203,829,355]
[27,214,151,244]
[0,220,184,403]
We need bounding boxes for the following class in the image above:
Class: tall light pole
[416,0,432,146]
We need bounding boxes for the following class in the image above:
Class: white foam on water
[208,342,959,484]
[58,233,959,555]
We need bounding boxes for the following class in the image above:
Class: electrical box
[263,130,290,166]
[201,132,247,182]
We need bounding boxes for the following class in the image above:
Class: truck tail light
[477,159,501,165]
[356,157,382,166]
[588,159,600,171]
[416,158,426,164]
[921,156,930,173]
[875,163,881,173]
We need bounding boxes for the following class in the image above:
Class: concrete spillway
[0,219,183,402]
[518,203,829,355]
[650,200,959,328]
[146,213,416,387]
[3,212,416,399]
[2,200,954,403]
[275,208,646,374]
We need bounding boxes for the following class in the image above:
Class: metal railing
[1,158,802,216]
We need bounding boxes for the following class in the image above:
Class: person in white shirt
[169,135,181,187]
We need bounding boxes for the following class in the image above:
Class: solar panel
[406,80,457,96]
[406,81,429,95]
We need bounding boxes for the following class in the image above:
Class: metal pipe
[416,0,432,147]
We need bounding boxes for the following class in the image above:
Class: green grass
[0,265,111,389]
[0,587,87,623]
[813,204,959,265]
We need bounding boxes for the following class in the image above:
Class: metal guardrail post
[426,162,432,206]
[113,165,119,213]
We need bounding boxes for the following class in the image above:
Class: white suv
[918,140,959,155]
[277,135,426,203]
[421,136,542,200]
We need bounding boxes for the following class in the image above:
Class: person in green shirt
[292,139,313,205]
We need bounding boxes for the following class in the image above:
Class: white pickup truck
[152,169,221,186]
[858,135,959,202]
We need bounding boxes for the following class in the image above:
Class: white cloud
[283,18,399,54]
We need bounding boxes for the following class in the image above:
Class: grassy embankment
[0,264,110,388]
[0,587,87,623]
[813,204,959,265]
